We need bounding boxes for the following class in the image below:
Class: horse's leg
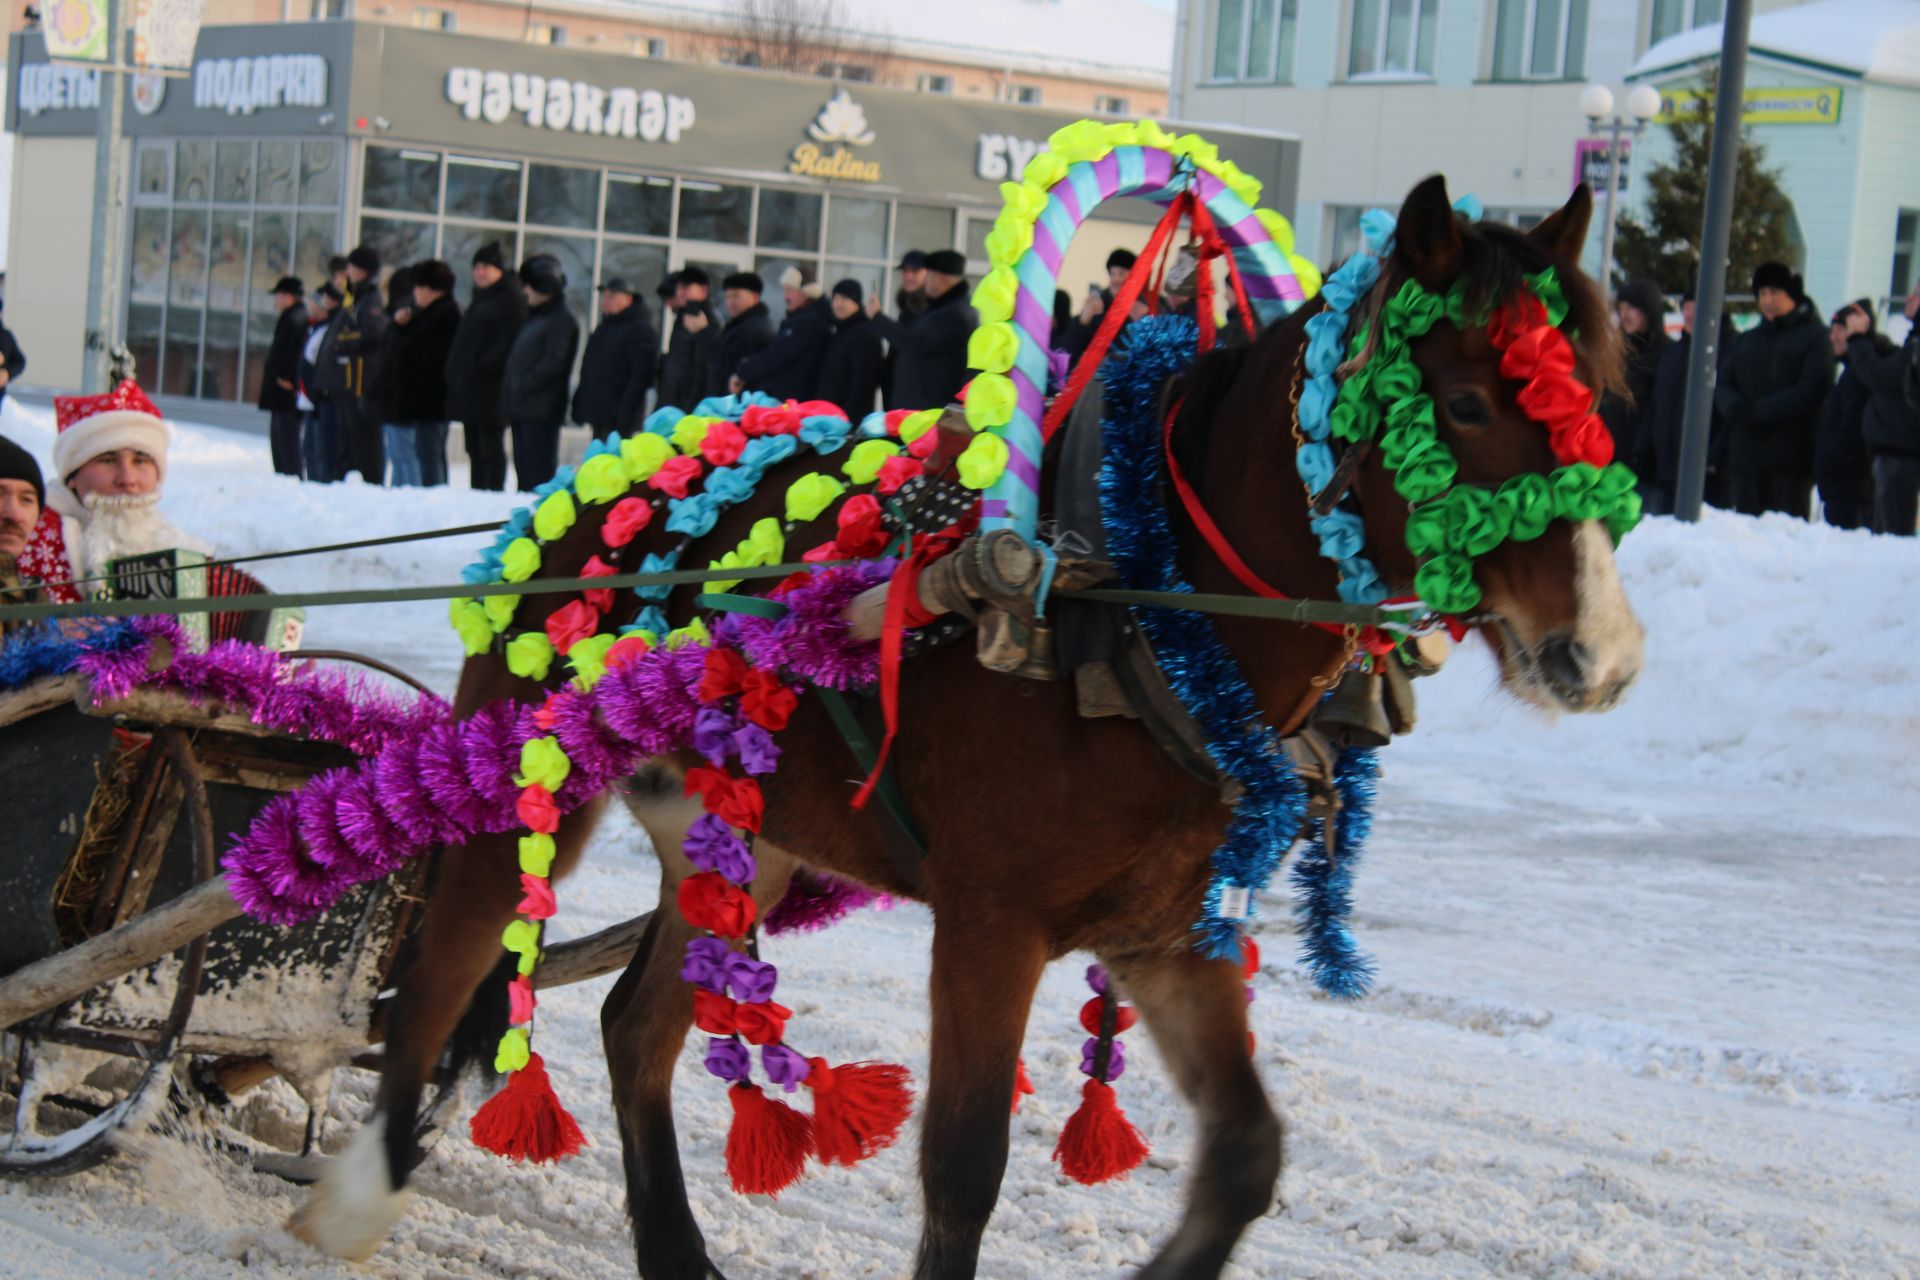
[604,775,794,1280]
[1106,946,1281,1280]
[912,913,1049,1280]
[289,796,606,1260]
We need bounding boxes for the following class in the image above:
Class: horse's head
[1355,175,1644,713]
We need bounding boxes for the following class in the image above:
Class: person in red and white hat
[15,380,210,599]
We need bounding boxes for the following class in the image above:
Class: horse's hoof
[287,1119,412,1261]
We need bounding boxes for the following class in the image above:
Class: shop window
[208,209,251,313]
[214,141,254,204]
[126,304,162,396]
[135,143,170,198]
[443,224,519,305]
[175,141,213,203]
[1006,84,1042,105]
[250,211,292,311]
[358,216,437,284]
[605,173,673,238]
[894,202,955,258]
[201,311,243,403]
[964,217,991,268]
[1348,0,1438,78]
[258,140,296,205]
[169,207,209,307]
[1492,0,1589,80]
[527,23,565,46]
[826,194,887,260]
[528,163,600,231]
[602,241,670,308]
[445,155,522,223]
[918,73,953,94]
[756,189,823,253]
[293,212,339,295]
[1891,209,1918,297]
[161,304,203,397]
[1325,204,1367,265]
[1649,0,1722,47]
[129,208,170,304]
[1212,0,1299,83]
[678,180,751,244]
[364,147,441,215]
[412,6,454,30]
[299,140,340,206]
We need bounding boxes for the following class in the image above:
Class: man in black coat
[1600,279,1668,472]
[1814,301,1884,530]
[1058,248,1139,373]
[1844,281,1920,535]
[816,279,884,416]
[445,243,527,491]
[1635,294,1735,515]
[256,276,308,476]
[715,272,775,398]
[572,277,659,436]
[870,248,977,409]
[0,296,27,411]
[393,259,463,487]
[502,255,581,491]
[1714,263,1833,519]
[330,245,389,483]
[736,265,833,401]
[657,268,723,412]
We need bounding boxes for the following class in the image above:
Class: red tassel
[724,1084,813,1196]
[1053,1078,1149,1185]
[1011,1058,1037,1114]
[806,1059,914,1167]
[469,1053,587,1164]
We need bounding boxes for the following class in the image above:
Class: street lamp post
[1580,83,1663,297]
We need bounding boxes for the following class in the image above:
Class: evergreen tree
[1612,71,1798,296]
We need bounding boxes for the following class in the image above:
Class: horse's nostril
[1537,636,1593,693]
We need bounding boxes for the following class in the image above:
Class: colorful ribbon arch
[958,119,1325,541]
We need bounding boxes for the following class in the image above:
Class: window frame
[526,23,565,46]
[1006,83,1042,105]
[1207,0,1300,85]
[1490,0,1589,82]
[917,72,954,95]
[1346,0,1442,81]
[1892,207,1920,299]
[410,6,454,31]
[1649,0,1723,50]
[1094,94,1131,115]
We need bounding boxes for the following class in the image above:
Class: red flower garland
[1487,295,1614,469]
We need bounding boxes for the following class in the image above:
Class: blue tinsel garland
[0,617,143,693]
[1097,314,1376,995]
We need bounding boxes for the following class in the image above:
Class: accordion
[104,550,305,652]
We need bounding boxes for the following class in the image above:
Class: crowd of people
[250,241,984,494]
[1611,263,1920,535]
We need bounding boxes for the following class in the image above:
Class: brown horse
[289,174,1643,1279]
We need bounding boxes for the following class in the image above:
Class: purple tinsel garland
[224,564,898,930]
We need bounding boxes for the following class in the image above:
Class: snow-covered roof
[1630,0,1920,89]
[573,0,1175,86]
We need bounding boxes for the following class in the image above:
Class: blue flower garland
[1098,315,1374,993]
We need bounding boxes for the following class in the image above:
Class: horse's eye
[1444,393,1491,429]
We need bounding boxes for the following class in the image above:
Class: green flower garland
[1328,271,1641,616]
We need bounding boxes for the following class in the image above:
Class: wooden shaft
[0,876,240,1032]
[532,912,653,991]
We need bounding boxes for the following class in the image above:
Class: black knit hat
[413,259,456,294]
[1751,261,1801,301]
[315,282,345,304]
[0,434,44,509]
[346,245,381,275]
[1106,248,1138,272]
[831,278,864,306]
[924,249,967,277]
[271,275,304,298]
[723,271,764,294]
[471,242,506,270]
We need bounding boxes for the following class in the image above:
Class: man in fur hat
[733,263,831,401]
[15,381,211,599]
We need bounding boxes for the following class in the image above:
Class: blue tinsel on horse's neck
[1096,314,1376,998]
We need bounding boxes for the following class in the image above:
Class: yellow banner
[1654,86,1843,126]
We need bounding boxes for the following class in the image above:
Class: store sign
[789,89,879,182]
[975,132,1045,182]
[192,54,328,115]
[14,63,101,116]
[1573,137,1630,194]
[445,67,696,142]
[1654,85,1842,126]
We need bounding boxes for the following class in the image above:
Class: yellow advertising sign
[1654,86,1843,126]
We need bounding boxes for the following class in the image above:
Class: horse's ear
[1394,175,1462,289]
[1528,184,1594,263]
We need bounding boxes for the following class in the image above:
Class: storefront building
[6,21,1299,411]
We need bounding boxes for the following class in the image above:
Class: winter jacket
[1714,299,1833,476]
[1849,328,1920,459]
[329,281,389,407]
[657,303,722,412]
[395,294,463,424]
[1636,328,1734,489]
[502,297,580,427]
[1815,336,1885,497]
[714,303,775,397]
[571,305,660,433]
[297,314,331,408]
[256,303,308,412]
[1599,280,1668,469]
[880,288,929,409]
[737,298,833,402]
[871,282,978,410]
[815,310,884,417]
[445,275,527,427]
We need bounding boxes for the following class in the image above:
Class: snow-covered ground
[1,400,1916,1279]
